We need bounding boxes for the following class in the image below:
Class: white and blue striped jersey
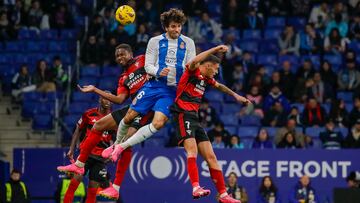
[144,33,196,88]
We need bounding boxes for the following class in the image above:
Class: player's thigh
[111,106,130,126]
[93,114,117,131]
[130,88,157,116]
[151,111,169,129]
[152,95,175,120]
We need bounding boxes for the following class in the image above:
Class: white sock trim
[220,192,228,198]
[75,160,85,168]
[113,184,120,192]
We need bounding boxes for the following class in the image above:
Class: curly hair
[160,8,187,28]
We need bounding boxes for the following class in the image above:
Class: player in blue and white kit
[102,8,196,161]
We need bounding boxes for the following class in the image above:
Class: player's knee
[93,121,105,131]
[151,119,165,130]
[205,153,217,165]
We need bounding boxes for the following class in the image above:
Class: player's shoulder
[84,107,98,115]
[179,34,195,45]
[149,34,164,42]
[134,54,145,62]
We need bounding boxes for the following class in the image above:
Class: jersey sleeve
[144,37,159,76]
[77,113,87,130]
[116,75,130,96]
[206,78,217,87]
[185,38,196,64]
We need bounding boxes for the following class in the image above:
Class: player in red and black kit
[63,95,115,203]
[58,44,151,200]
[171,45,251,203]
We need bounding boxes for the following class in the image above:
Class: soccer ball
[115,5,136,25]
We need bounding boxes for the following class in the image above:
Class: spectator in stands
[278,25,300,56]
[289,175,319,203]
[52,56,68,90]
[287,106,302,126]
[112,24,134,47]
[51,3,73,29]
[32,60,56,93]
[299,23,323,54]
[290,0,310,16]
[0,11,15,42]
[137,0,158,28]
[199,99,218,128]
[102,7,117,32]
[7,0,26,29]
[251,128,274,149]
[344,119,360,148]
[103,36,118,66]
[275,118,305,147]
[81,35,103,66]
[325,13,348,37]
[241,85,264,118]
[263,85,290,113]
[182,0,207,17]
[135,24,150,54]
[27,0,44,31]
[193,12,222,43]
[294,59,315,102]
[88,14,106,41]
[266,72,281,93]
[349,12,360,41]
[302,97,327,127]
[320,61,337,92]
[225,172,248,203]
[331,1,349,22]
[221,0,241,28]
[212,133,225,149]
[308,1,329,29]
[346,171,360,188]
[320,119,344,149]
[232,62,245,85]
[304,135,314,148]
[257,176,281,203]
[241,7,263,29]
[330,99,349,127]
[324,28,347,54]
[4,169,30,203]
[277,131,302,149]
[11,65,35,102]
[207,121,231,146]
[239,51,255,74]
[228,135,244,149]
[54,172,85,203]
[349,97,360,126]
[338,57,360,91]
[224,33,242,64]
[262,101,288,127]
[308,72,334,103]
[279,60,296,100]
[296,59,315,81]
[258,0,291,17]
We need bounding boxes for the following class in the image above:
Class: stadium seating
[237,126,259,137]
[32,115,53,131]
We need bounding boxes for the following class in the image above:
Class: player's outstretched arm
[77,84,128,104]
[67,125,81,161]
[214,82,251,105]
[187,45,228,71]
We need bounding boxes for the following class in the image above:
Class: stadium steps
[0,96,56,166]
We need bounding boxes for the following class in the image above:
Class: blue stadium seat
[337,92,353,103]
[266,17,285,28]
[334,127,348,137]
[220,115,239,126]
[32,115,53,131]
[18,29,38,40]
[278,55,299,67]
[14,54,29,64]
[6,42,22,52]
[241,137,253,149]
[225,126,237,135]
[237,126,259,137]
[287,17,306,29]
[23,92,43,102]
[240,115,261,126]
[305,127,325,137]
[322,103,331,114]
[348,41,360,52]
[63,114,80,131]
[291,103,305,113]
[80,67,101,77]
[102,66,122,76]
[78,77,99,86]
[75,16,86,27]
[221,103,242,114]
[26,41,47,52]
[40,30,59,40]
[238,40,259,53]
[48,42,65,52]
[67,102,91,114]
[72,92,94,102]
[144,137,166,148]
[259,39,280,53]
[300,55,321,69]
[44,92,58,102]
[264,29,282,40]
[209,101,222,113]
[242,29,262,40]
[345,103,353,112]
[256,54,278,66]
[98,77,118,92]
[205,90,223,102]
[22,101,38,118]
[223,29,240,41]
[263,127,278,137]
[60,29,77,40]
[323,54,342,66]
[34,101,55,116]
[0,54,12,64]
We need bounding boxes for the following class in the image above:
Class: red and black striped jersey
[174,67,216,112]
[117,55,147,99]
[77,108,115,157]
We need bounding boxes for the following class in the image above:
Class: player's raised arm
[187,45,228,71]
[214,82,251,105]
[144,37,159,76]
[77,84,128,104]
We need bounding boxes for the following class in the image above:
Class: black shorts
[111,105,154,130]
[84,156,108,184]
[172,111,209,146]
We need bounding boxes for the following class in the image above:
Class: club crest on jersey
[129,73,134,79]
[180,42,185,49]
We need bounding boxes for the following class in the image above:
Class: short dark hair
[53,55,61,61]
[200,54,221,65]
[116,43,133,53]
[160,8,186,28]
[11,169,21,175]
